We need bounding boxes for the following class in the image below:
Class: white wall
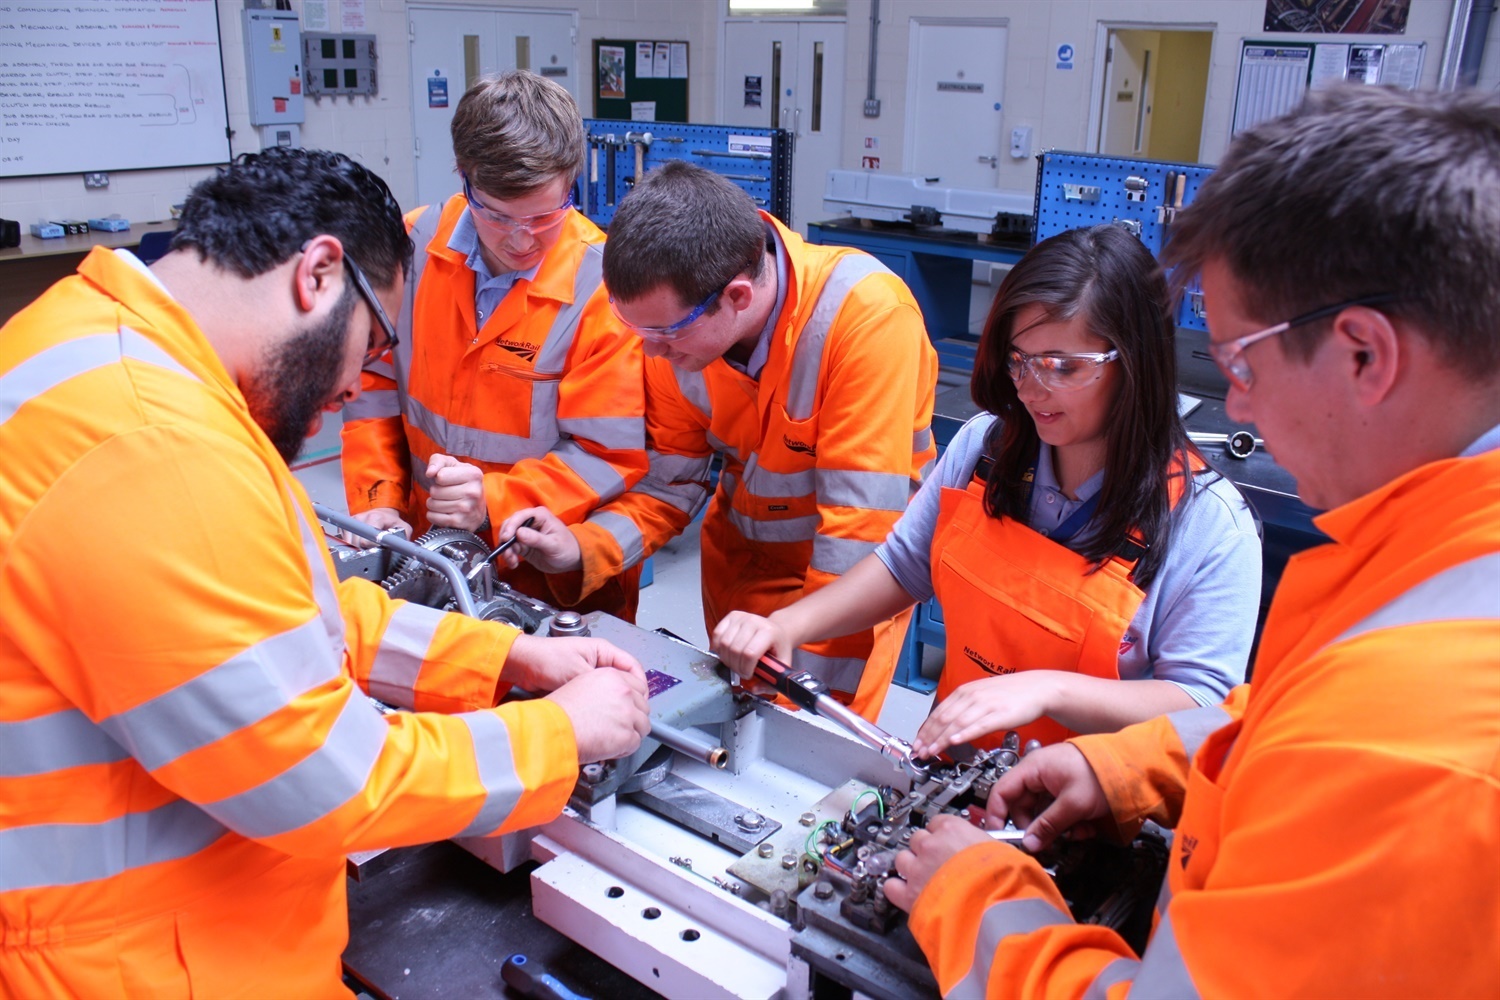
[839,0,1462,195]
[0,0,720,225]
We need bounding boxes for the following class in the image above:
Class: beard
[243,284,356,463]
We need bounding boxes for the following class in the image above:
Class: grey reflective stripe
[556,414,646,452]
[1,328,198,429]
[648,450,712,484]
[413,461,433,492]
[344,388,401,421]
[1165,703,1231,760]
[366,601,445,709]
[785,254,892,421]
[456,710,528,836]
[706,429,734,457]
[0,798,228,893]
[533,243,605,375]
[792,648,864,695]
[390,206,440,409]
[1332,552,1500,645]
[0,709,128,778]
[589,510,646,566]
[816,468,909,511]
[1130,913,1201,999]
[201,688,388,838]
[632,472,708,517]
[405,393,559,465]
[719,470,739,506]
[725,506,818,543]
[914,426,933,454]
[295,500,348,657]
[98,616,342,772]
[554,438,628,502]
[811,533,878,576]
[916,457,937,492]
[673,366,712,415]
[743,452,815,497]
[1083,957,1141,1000]
[945,897,1071,999]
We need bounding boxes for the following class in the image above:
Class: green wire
[804,819,841,862]
[851,788,885,819]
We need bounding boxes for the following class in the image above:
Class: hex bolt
[735,812,765,831]
[781,853,797,870]
[758,842,775,858]
[799,812,816,826]
[581,763,605,784]
[813,881,834,900]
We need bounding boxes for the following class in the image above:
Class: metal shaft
[651,720,728,769]
[314,504,477,616]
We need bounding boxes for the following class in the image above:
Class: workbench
[0,224,174,325]
[805,218,1027,370]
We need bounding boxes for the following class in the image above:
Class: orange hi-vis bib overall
[930,456,1197,748]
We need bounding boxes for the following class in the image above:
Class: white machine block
[823,170,1032,234]
[531,852,788,1000]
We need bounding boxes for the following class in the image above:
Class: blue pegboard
[579,119,793,229]
[1033,152,1214,331]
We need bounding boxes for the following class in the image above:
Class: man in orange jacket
[0,147,650,997]
[495,162,938,721]
[340,71,648,619]
[882,86,1500,997]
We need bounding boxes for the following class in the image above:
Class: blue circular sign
[1057,44,1075,63]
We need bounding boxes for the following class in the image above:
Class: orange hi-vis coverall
[341,196,647,615]
[0,248,580,997]
[906,440,1500,998]
[570,214,939,720]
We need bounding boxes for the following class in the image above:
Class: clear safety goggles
[1006,347,1119,391]
[1208,293,1396,392]
[609,284,724,342]
[462,172,573,240]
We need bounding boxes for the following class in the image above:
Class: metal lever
[752,655,928,780]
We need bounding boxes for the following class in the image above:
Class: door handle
[793,107,801,137]
[977,155,998,166]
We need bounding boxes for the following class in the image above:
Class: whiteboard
[0,0,231,178]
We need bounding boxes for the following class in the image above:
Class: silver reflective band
[294,499,350,657]
[785,254,893,421]
[945,896,1071,999]
[590,510,646,567]
[556,414,646,452]
[1083,956,1142,1000]
[914,426,933,454]
[743,452,815,497]
[0,328,197,430]
[344,388,401,422]
[554,438,629,502]
[98,615,342,772]
[0,709,128,778]
[1129,913,1201,998]
[406,394,559,466]
[200,687,388,839]
[456,709,527,836]
[1333,551,1500,644]
[673,366,712,415]
[1166,703,1232,760]
[725,506,818,543]
[816,468,909,511]
[0,798,229,893]
[366,601,445,709]
[811,533,878,576]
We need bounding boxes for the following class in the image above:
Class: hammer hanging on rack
[624,130,654,184]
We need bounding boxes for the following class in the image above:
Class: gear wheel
[393,527,490,578]
[381,565,453,609]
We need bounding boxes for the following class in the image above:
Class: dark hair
[171,147,411,289]
[972,224,1197,587]
[451,70,586,198]
[602,161,767,309]
[1163,85,1500,377]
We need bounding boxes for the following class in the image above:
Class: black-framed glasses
[344,253,398,366]
[1209,293,1397,391]
[461,172,574,240]
[609,284,726,342]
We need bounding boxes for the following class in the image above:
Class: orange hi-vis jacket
[0,249,580,997]
[930,458,1202,750]
[571,214,938,720]
[906,442,1500,998]
[341,196,647,611]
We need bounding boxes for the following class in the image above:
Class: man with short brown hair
[341,70,649,619]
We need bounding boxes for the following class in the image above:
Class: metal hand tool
[466,516,536,582]
[1188,429,1263,460]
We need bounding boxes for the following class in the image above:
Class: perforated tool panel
[579,120,793,228]
[1033,152,1214,331]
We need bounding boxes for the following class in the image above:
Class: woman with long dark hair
[713,224,1261,752]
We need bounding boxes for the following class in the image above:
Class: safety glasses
[344,253,399,366]
[1006,348,1119,391]
[609,285,725,342]
[462,172,573,240]
[1209,293,1397,391]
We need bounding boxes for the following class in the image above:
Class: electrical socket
[863,98,881,118]
[83,172,109,189]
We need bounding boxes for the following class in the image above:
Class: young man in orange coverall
[340,70,649,620]
[494,162,939,722]
[882,85,1500,997]
[0,148,649,997]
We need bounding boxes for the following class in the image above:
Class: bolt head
[758,842,775,858]
[813,881,834,900]
[781,853,797,870]
[799,812,816,826]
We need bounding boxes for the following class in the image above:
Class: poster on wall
[599,45,626,98]
[1263,0,1410,34]
[743,75,762,108]
[636,41,656,77]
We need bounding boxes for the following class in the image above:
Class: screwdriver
[466,516,537,582]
